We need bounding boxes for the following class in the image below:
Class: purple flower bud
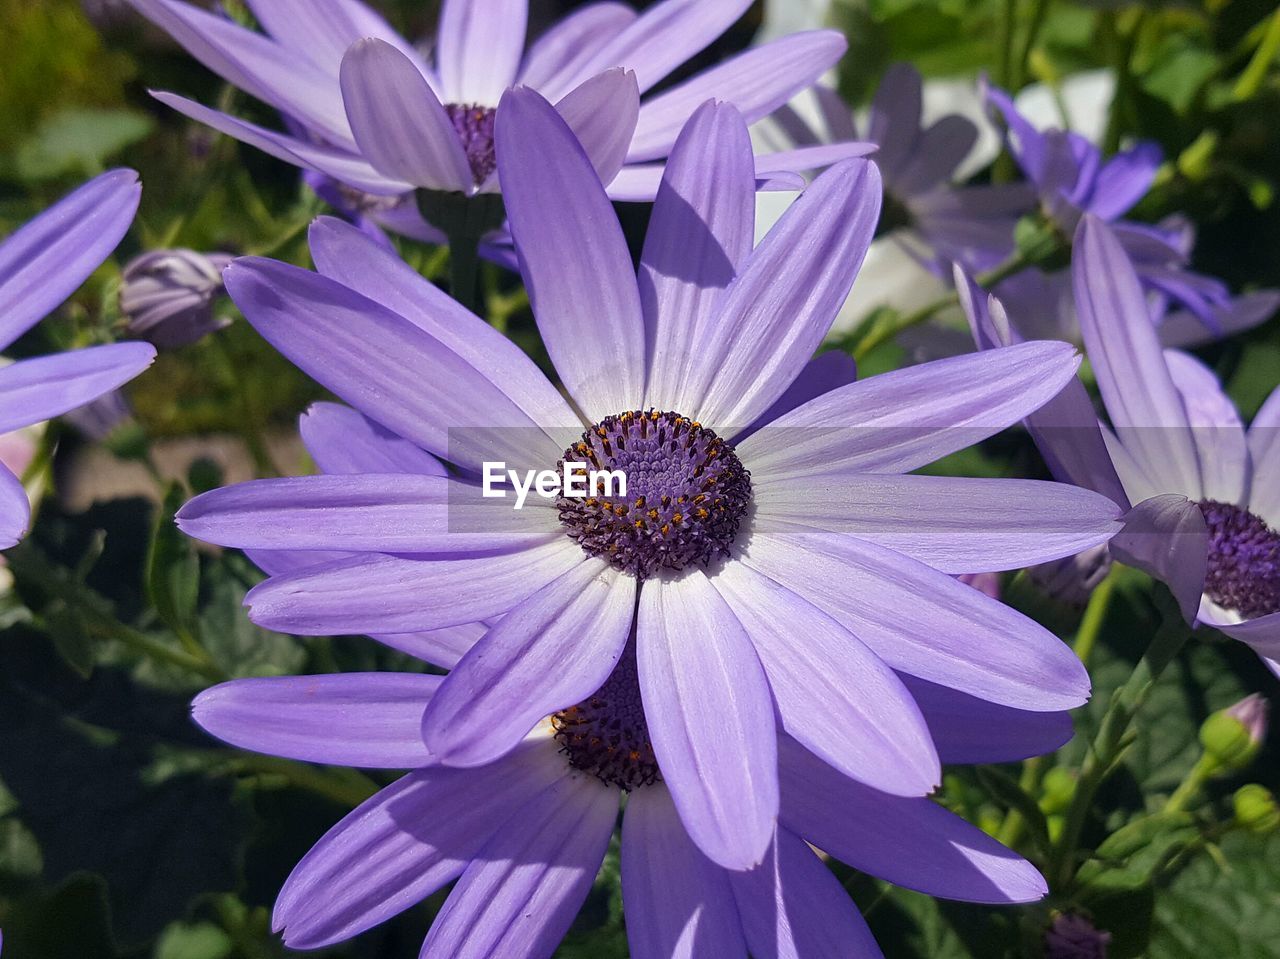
[120,249,233,350]
[1030,544,1112,606]
[1045,912,1111,959]
[64,389,132,442]
[1226,693,1269,748]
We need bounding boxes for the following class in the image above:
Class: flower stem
[1073,566,1118,667]
[1234,6,1280,101]
[222,752,379,808]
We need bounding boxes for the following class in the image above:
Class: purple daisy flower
[963,215,1280,676]
[189,643,1067,958]
[128,0,869,244]
[177,93,1118,869]
[0,170,157,549]
[766,65,1033,275]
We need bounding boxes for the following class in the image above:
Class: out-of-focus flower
[1045,912,1111,959]
[176,95,1114,869]
[1029,544,1112,607]
[0,425,42,593]
[128,0,870,247]
[63,389,133,442]
[0,171,156,549]
[120,248,234,349]
[957,570,1001,600]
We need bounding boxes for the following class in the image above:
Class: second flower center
[1199,500,1280,619]
[444,103,497,186]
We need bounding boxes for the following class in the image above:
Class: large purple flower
[177,93,1118,868]
[128,0,867,246]
[964,215,1280,675]
[0,171,156,548]
[190,641,1068,958]
[766,65,1033,275]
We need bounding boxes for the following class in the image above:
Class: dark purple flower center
[1199,500,1280,619]
[555,410,752,579]
[444,103,497,187]
[552,645,658,791]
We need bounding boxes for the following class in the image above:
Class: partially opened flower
[129,0,867,248]
[189,640,1069,958]
[178,94,1117,868]
[120,247,234,349]
[0,170,156,549]
[963,215,1280,676]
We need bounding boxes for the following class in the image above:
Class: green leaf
[14,107,152,181]
[154,921,233,959]
[145,483,201,644]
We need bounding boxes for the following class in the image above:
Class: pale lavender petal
[497,87,645,420]
[223,257,563,471]
[436,0,528,106]
[0,344,155,435]
[340,39,473,191]
[517,2,637,97]
[738,341,1081,482]
[626,31,847,162]
[1108,494,1208,624]
[421,561,633,765]
[1163,349,1248,504]
[554,68,640,186]
[621,786,747,959]
[418,772,616,959]
[176,474,559,553]
[245,538,585,635]
[745,351,858,436]
[307,216,580,437]
[813,83,857,141]
[1073,216,1203,499]
[637,572,778,869]
[1247,386,1280,526]
[640,100,755,413]
[606,161,804,201]
[1158,291,1280,349]
[0,169,140,350]
[741,524,1090,710]
[192,673,441,768]
[751,142,878,177]
[1213,612,1280,657]
[779,737,1048,904]
[243,0,429,80]
[300,402,447,477]
[728,828,885,959]
[0,464,30,549]
[370,623,488,669]
[272,742,565,949]
[1088,141,1161,220]
[753,474,1120,573]
[688,160,880,428]
[868,63,921,171]
[710,561,940,797]
[900,675,1074,764]
[892,115,977,195]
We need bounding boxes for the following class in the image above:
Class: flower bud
[1030,544,1111,606]
[120,249,233,349]
[1233,784,1279,835]
[1200,694,1268,772]
[1044,912,1111,959]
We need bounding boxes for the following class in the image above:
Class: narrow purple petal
[640,100,755,413]
[741,525,1090,710]
[984,81,1044,183]
[300,402,447,477]
[0,170,140,350]
[370,623,488,669]
[517,3,637,98]
[626,31,847,162]
[421,561,633,766]
[1163,349,1248,504]
[892,115,978,195]
[1248,386,1280,526]
[497,87,645,420]
[751,141,879,177]
[418,772,616,959]
[743,352,858,439]
[192,673,441,768]
[868,63,922,173]
[0,464,30,550]
[637,572,778,869]
[436,0,528,106]
[554,68,640,187]
[0,344,156,435]
[1158,290,1280,349]
[1087,141,1161,220]
[688,160,881,428]
[1212,611,1280,657]
[620,786,747,959]
[1108,494,1208,624]
[242,0,429,79]
[710,561,940,797]
[779,737,1049,904]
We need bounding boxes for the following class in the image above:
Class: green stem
[1101,10,1144,156]
[1234,6,1280,101]
[1164,755,1213,815]
[223,753,379,808]
[1014,0,1052,91]
[447,232,483,316]
[996,755,1046,847]
[997,0,1018,89]
[1073,566,1118,667]
[86,615,224,681]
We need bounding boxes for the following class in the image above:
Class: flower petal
[743,351,858,437]
[1108,494,1208,624]
[1248,385,1280,527]
[497,87,645,420]
[340,38,473,191]
[421,561,634,766]
[640,100,755,413]
[0,463,30,549]
[637,572,777,869]
[0,344,156,436]
[779,737,1048,904]
[1163,349,1248,504]
[245,538,585,635]
[272,743,565,948]
[0,169,140,350]
[1088,141,1161,220]
[300,402,447,476]
[710,561,939,796]
[436,0,528,106]
[738,341,1081,481]
[620,786,747,959]
[892,115,978,195]
[868,64,922,174]
[518,2,637,98]
[192,673,441,768]
[554,68,640,187]
[740,524,1090,710]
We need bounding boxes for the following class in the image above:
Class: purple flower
[963,216,1280,675]
[120,247,234,349]
[0,171,156,549]
[1045,912,1111,959]
[128,0,869,247]
[177,94,1117,869]
[769,65,1033,274]
[189,643,1066,957]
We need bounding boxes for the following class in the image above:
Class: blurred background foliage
[0,0,1278,957]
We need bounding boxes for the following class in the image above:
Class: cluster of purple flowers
[3,0,1277,956]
